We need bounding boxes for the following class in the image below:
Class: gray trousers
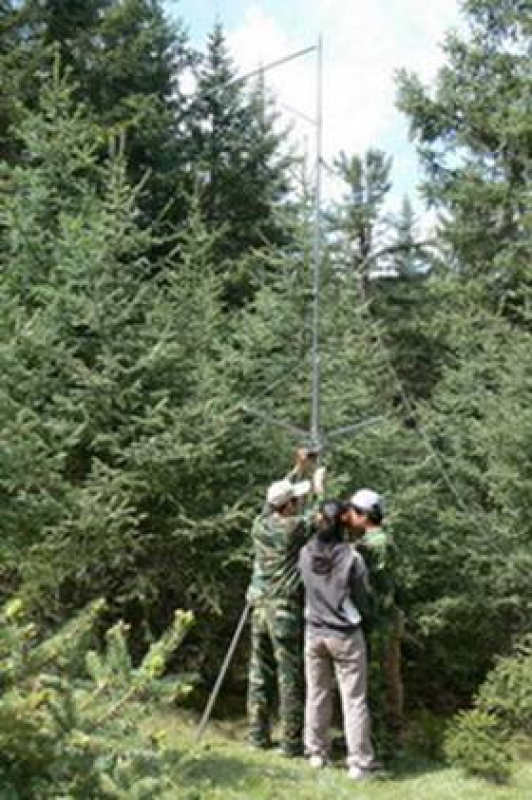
[304,627,376,769]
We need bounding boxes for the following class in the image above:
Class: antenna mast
[310,35,323,448]
[241,38,383,450]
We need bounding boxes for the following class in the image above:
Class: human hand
[312,466,326,495]
[295,447,310,468]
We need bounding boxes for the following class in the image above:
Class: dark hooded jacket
[299,534,370,638]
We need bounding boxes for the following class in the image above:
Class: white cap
[349,488,383,514]
[267,478,311,508]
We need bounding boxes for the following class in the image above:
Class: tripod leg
[195,602,251,743]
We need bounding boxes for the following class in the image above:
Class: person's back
[247,457,321,757]
[299,500,377,780]
[299,537,368,635]
[250,510,308,605]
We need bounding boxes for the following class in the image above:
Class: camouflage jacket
[356,526,398,623]
[248,506,315,606]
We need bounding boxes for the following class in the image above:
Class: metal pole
[226,45,317,89]
[326,415,386,441]
[195,602,251,743]
[310,36,323,447]
[242,404,309,439]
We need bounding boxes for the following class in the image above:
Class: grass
[148,710,532,800]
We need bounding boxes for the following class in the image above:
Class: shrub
[444,634,532,783]
[444,707,512,783]
[0,598,194,798]
[475,634,532,736]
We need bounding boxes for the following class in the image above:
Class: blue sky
[165,1,464,217]
[168,0,312,41]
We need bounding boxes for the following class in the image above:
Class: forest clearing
[0,0,530,796]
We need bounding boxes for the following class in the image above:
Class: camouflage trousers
[366,608,404,757]
[247,601,303,754]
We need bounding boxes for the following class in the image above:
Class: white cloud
[226,6,316,150]
[225,0,463,205]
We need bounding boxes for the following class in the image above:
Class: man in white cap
[247,449,325,756]
[343,488,404,759]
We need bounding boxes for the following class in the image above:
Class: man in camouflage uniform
[247,449,323,756]
[343,489,404,758]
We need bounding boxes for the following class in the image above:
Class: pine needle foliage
[444,707,512,784]
[0,68,244,628]
[393,0,532,704]
[185,22,294,305]
[397,0,532,323]
[444,634,532,783]
[0,598,194,798]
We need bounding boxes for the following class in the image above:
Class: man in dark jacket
[299,501,378,780]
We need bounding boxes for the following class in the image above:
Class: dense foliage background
[0,0,531,773]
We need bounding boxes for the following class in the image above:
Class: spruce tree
[0,0,192,228]
[390,196,425,278]
[0,69,242,630]
[397,0,532,322]
[328,148,393,279]
[391,0,532,700]
[368,198,440,401]
[399,296,532,701]
[0,598,193,796]
[186,23,294,306]
[0,0,25,161]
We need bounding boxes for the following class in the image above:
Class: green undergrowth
[149,711,532,800]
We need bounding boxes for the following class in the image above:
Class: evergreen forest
[0,0,531,796]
